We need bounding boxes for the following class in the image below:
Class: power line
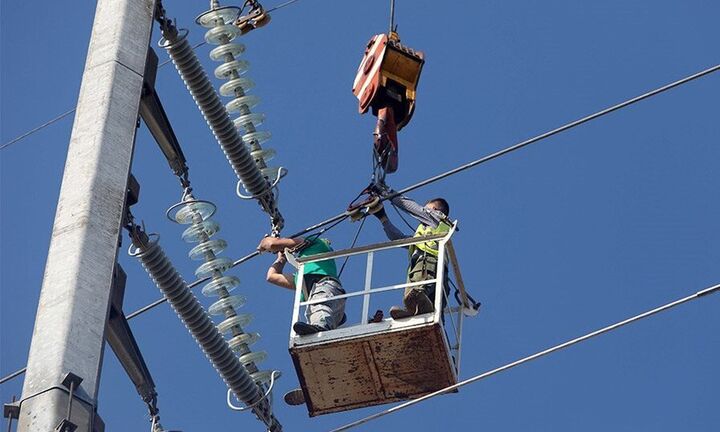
[266,0,302,13]
[396,63,720,197]
[123,62,720,322]
[2,62,717,386]
[0,109,75,151]
[0,367,26,385]
[329,283,720,432]
[0,0,304,151]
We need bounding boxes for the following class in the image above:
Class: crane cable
[0,0,303,151]
[1,63,719,387]
[329,283,720,432]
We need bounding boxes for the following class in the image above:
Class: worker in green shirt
[258,236,346,335]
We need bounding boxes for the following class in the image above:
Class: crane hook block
[352,33,424,131]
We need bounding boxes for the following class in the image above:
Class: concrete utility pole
[17,0,156,430]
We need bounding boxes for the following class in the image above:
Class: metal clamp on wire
[235,0,271,34]
[227,370,281,412]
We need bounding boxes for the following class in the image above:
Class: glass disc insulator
[174,201,216,224]
[205,24,240,45]
[196,7,241,28]
[217,313,253,334]
[215,59,250,79]
[238,351,266,366]
[233,113,265,132]
[226,95,260,113]
[242,130,271,147]
[195,257,233,278]
[181,219,220,243]
[210,43,245,61]
[261,167,284,182]
[188,239,228,261]
[208,295,246,316]
[220,77,255,97]
[202,275,240,297]
[251,148,276,163]
[228,332,260,351]
[251,370,278,385]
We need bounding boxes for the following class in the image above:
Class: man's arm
[257,236,304,253]
[374,210,410,240]
[385,189,445,228]
[266,252,295,290]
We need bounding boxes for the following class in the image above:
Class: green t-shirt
[293,238,338,301]
[297,238,337,278]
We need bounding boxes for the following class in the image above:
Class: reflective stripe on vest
[410,220,451,256]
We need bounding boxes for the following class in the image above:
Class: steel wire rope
[2,63,718,387]
[329,282,720,432]
[0,0,304,151]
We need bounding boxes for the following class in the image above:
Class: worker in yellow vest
[371,185,452,319]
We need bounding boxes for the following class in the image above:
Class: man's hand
[257,236,303,253]
[257,236,282,253]
[368,198,389,222]
[369,181,393,198]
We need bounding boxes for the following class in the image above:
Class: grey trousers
[305,277,346,330]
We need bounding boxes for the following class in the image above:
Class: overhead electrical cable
[0,0,304,151]
[0,110,75,151]
[395,63,720,197]
[329,283,720,432]
[100,62,720,322]
[1,63,717,387]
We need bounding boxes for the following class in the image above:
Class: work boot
[414,290,434,314]
[389,305,414,319]
[293,322,326,336]
[283,388,306,406]
[389,289,433,319]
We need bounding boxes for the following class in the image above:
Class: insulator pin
[226,95,260,113]
[239,351,267,366]
[202,275,241,296]
[215,60,250,78]
[205,24,241,44]
[218,314,253,333]
[210,43,245,61]
[209,295,246,315]
[229,332,260,350]
[234,113,265,131]
[189,238,228,260]
[195,257,234,277]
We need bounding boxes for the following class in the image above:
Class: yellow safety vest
[410,220,452,257]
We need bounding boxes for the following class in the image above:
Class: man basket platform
[284,222,479,416]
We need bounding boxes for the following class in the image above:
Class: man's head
[425,198,450,217]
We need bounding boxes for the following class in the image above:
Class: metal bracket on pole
[106,263,159,404]
[53,373,83,432]
[4,397,19,432]
[139,47,188,180]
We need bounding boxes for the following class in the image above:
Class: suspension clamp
[235,1,270,34]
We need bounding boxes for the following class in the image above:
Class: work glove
[367,198,386,218]
[369,181,393,198]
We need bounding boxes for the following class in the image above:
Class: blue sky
[1,1,719,431]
